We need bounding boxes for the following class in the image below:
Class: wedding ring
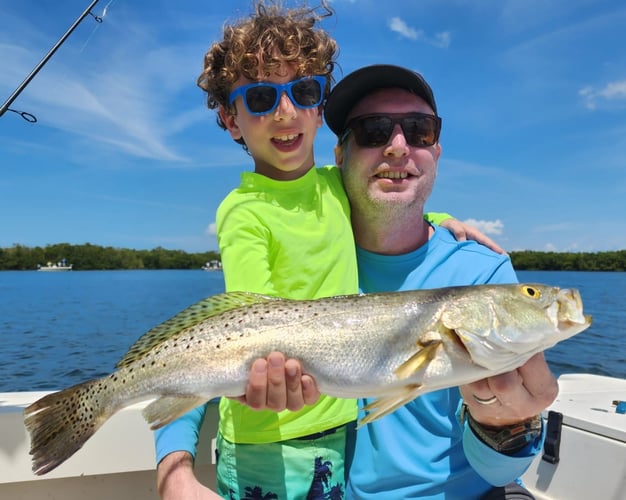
[472,394,499,406]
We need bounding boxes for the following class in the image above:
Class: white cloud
[206,223,217,235]
[388,17,421,40]
[579,79,626,110]
[387,17,451,48]
[433,31,451,49]
[599,80,626,99]
[463,218,504,235]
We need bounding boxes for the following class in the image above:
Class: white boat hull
[1,374,624,499]
[521,374,626,500]
[0,392,218,499]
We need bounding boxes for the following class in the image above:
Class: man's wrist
[462,404,543,455]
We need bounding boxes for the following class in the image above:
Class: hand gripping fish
[24,283,591,475]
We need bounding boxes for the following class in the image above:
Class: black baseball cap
[324,64,438,136]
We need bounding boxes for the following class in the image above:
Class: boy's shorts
[216,422,356,499]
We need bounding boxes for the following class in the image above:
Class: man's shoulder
[434,227,508,260]
[430,227,516,283]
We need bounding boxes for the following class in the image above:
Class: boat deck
[522,374,626,499]
[1,374,625,499]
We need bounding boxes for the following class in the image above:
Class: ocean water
[0,269,624,392]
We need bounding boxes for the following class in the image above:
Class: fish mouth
[556,288,592,328]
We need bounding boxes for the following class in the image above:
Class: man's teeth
[376,171,408,179]
[275,134,299,142]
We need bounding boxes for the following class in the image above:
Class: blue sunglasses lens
[245,86,278,114]
[233,77,324,115]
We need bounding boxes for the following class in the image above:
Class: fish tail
[24,377,117,475]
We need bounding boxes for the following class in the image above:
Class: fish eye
[521,285,541,299]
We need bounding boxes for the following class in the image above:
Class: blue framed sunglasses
[228,76,326,116]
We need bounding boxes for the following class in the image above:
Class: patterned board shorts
[216,422,356,500]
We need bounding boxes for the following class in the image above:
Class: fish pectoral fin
[143,395,208,430]
[393,338,442,380]
[358,384,423,427]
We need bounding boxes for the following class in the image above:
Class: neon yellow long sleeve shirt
[216,166,358,443]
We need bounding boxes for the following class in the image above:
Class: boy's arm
[423,211,454,226]
[425,212,506,255]
[218,207,279,294]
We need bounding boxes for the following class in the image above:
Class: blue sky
[1,0,625,253]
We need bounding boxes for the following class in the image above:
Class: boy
[157,4,358,498]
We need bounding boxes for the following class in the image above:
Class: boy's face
[219,64,323,180]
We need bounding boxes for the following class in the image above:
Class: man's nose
[384,124,409,156]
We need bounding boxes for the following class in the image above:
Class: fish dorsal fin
[116,291,280,368]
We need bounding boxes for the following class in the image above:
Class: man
[245,64,556,499]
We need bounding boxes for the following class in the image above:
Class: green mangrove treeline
[0,243,220,271]
[509,250,626,272]
[1,244,625,272]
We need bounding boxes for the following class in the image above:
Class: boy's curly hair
[198,0,337,134]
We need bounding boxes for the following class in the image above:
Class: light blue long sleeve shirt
[347,226,544,499]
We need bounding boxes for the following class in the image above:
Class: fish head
[440,284,592,372]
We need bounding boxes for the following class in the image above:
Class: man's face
[219,64,323,181]
[336,87,441,215]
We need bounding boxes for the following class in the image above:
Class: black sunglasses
[228,76,326,116]
[340,113,442,148]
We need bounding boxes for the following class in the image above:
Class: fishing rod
[0,0,102,123]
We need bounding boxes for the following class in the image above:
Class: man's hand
[235,352,321,411]
[440,218,506,255]
[460,353,558,427]
[157,451,222,499]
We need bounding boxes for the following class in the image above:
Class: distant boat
[37,259,73,271]
[202,260,222,271]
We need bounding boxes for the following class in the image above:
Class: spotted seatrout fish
[24,283,591,475]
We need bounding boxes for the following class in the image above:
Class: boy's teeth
[275,134,298,142]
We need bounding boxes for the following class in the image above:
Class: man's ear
[219,105,242,141]
[434,142,442,161]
